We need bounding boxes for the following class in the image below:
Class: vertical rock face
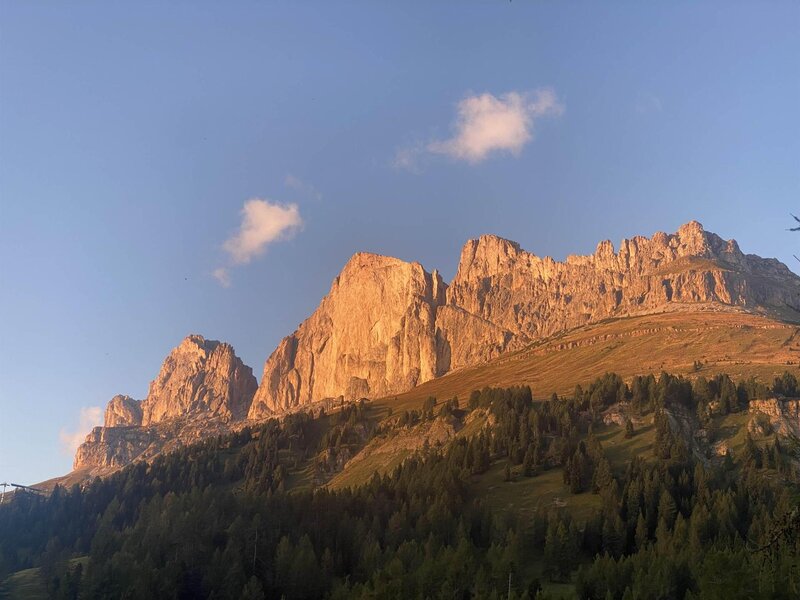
[434,305,518,374]
[442,221,800,363]
[253,221,800,413]
[141,335,258,425]
[73,425,153,471]
[749,398,800,438]
[104,395,143,427]
[248,253,447,417]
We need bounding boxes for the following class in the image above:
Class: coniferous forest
[1,372,799,599]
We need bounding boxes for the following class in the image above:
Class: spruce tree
[624,418,635,439]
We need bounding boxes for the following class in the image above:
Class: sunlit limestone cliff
[247,253,447,418]
[250,221,800,415]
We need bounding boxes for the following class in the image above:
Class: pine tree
[523,445,536,477]
[635,511,648,550]
[554,522,573,581]
[241,576,266,600]
[274,535,293,593]
[624,418,635,439]
[658,490,677,528]
[568,457,583,494]
[593,457,613,494]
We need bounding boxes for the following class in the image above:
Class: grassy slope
[472,461,602,523]
[468,422,659,600]
[0,559,87,600]
[469,422,657,524]
[327,444,412,491]
[327,411,489,491]
[0,568,47,600]
[379,311,798,413]
[598,421,658,475]
[327,310,795,495]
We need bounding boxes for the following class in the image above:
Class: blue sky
[1,2,798,485]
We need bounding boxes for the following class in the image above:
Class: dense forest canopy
[1,371,798,599]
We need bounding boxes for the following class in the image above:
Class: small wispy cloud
[395,88,564,169]
[285,174,322,201]
[212,267,231,288]
[635,92,663,114]
[392,142,425,173]
[223,198,303,265]
[214,198,303,286]
[60,406,103,454]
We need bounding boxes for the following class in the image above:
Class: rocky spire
[74,335,257,473]
[104,395,142,428]
[141,335,258,425]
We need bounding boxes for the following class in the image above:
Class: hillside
[66,220,800,481]
[5,369,799,599]
[63,308,798,487]
[381,310,799,412]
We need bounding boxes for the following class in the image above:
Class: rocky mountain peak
[104,395,142,428]
[339,251,398,275]
[141,334,257,425]
[333,253,440,298]
[594,239,616,263]
[676,218,706,240]
[650,220,743,263]
[75,335,258,473]
[454,234,523,280]
[584,221,713,267]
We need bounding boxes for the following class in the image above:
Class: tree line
[0,370,797,598]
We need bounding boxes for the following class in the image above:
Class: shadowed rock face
[252,221,800,415]
[73,417,241,473]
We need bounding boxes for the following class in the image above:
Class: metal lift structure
[0,482,45,504]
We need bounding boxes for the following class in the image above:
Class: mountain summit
[141,335,257,425]
[74,335,257,473]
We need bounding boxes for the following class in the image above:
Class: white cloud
[401,88,563,166]
[285,174,322,201]
[213,198,304,287]
[60,406,103,454]
[222,198,303,265]
[212,267,231,288]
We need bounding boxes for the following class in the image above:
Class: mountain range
[69,221,800,478]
